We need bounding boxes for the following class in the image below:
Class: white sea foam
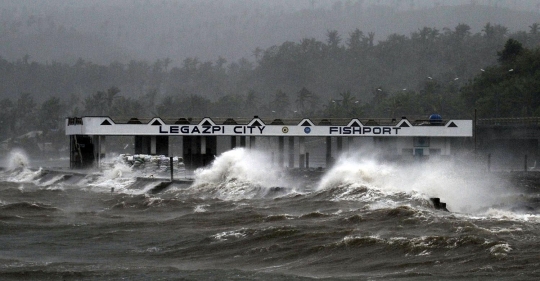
[103,162,132,179]
[193,148,278,186]
[212,229,247,241]
[4,149,30,170]
[6,167,43,183]
[84,161,141,193]
[489,242,512,257]
[317,153,515,214]
[194,204,209,213]
[190,148,293,200]
[88,177,137,193]
[37,174,66,187]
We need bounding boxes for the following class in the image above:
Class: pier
[65,116,473,169]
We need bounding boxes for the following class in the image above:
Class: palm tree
[272,90,290,116]
[339,91,355,110]
[295,87,312,113]
[530,23,540,35]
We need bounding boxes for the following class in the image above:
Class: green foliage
[498,38,524,63]
[461,41,540,118]
[38,97,64,130]
[4,22,540,146]
[322,91,364,118]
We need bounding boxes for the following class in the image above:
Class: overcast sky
[1,0,539,64]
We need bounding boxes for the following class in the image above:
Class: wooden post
[170,156,174,181]
[488,153,491,172]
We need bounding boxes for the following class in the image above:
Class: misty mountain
[1,1,539,64]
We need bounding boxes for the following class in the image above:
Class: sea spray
[87,160,137,193]
[4,149,30,170]
[190,148,292,199]
[317,154,514,213]
[102,161,133,179]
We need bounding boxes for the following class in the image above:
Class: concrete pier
[66,116,473,170]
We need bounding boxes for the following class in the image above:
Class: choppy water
[1,148,539,280]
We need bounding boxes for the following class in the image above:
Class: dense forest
[2,20,540,153]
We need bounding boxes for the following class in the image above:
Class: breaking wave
[0,148,535,219]
[4,149,30,170]
[189,148,294,200]
[316,155,517,214]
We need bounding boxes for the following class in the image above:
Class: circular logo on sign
[282,126,289,133]
[304,127,311,134]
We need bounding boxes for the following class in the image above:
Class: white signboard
[66,117,473,137]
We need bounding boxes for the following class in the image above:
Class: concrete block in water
[430,197,449,212]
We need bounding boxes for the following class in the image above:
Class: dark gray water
[1,149,539,280]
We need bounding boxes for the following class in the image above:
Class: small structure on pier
[65,116,472,169]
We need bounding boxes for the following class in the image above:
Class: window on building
[413,137,430,147]
[402,148,413,155]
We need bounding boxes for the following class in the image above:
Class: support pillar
[231,136,237,150]
[288,137,295,168]
[183,136,194,169]
[201,136,207,166]
[92,135,103,168]
[195,136,202,167]
[201,136,207,155]
[151,136,157,154]
[348,137,353,155]
[278,136,285,168]
[155,136,169,155]
[202,136,217,167]
[135,136,168,156]
[240,136,246,147]
[326,136,332,168]
[299,137,305,169]
[135,136,151,154]
[250,136,256,149]
[337,137,343,156]
[70,135,95,169]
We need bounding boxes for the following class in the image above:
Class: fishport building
[65,115,473,169]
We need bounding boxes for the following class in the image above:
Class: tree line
[2,22,540,149]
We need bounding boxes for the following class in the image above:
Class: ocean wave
[0,201,59,212]
[187,148,298,200]
[333,233,499,256]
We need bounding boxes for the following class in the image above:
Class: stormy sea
[0,148,539,280]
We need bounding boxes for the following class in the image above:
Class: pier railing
[477,117,540,126]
